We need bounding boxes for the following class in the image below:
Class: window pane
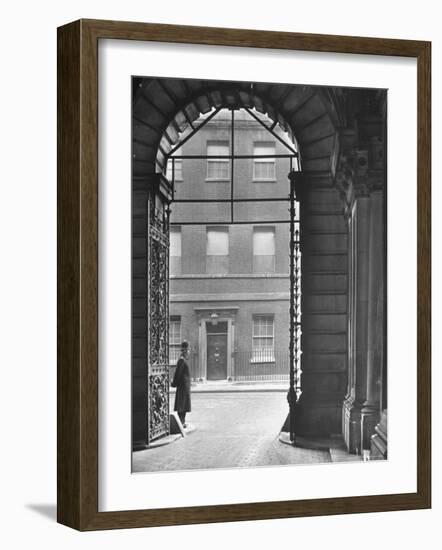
[174,159,183,180]
[166,160,172,180]
[253,227,275,255]
[263,320,273,337]
[207,141,229,180]
[253,142,275,180]
[207,228,229,255]
[253,227,275,273]
[207,160,229,180]
[254,161,275,180]
[169,317,181,365]
[252,316,275,361]
[170,227,181,275]
[170,319,181,343]
[166,159,183,181]
[253,317,274,338]
[170,227,181,257]
[166,147,183,181]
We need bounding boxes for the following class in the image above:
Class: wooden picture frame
[57,19,431,531]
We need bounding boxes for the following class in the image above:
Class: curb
[171,385,289,394]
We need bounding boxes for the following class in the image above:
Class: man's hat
[181,340,190,350]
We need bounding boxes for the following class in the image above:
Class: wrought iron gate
[146,193,171,444]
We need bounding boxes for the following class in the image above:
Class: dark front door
[206,322,228,380]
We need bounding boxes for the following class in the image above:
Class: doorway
[134,94,303,446]
[206,321,228,380]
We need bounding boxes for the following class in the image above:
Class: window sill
[205,178,230,183]
[252,179,277,183]
[250,358,276,364]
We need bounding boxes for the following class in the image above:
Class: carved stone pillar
[342,204,355,449]
[361,189,385,451]
[337,91,387,456]
[342,183,371,454]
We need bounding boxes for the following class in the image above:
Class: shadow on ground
[25,504,57,521]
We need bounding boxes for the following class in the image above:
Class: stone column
[361,189,384,451]
[342,205,354,448]
[342,184,371,454]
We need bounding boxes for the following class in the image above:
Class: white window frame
[252,226,276,273]
[166,154,183,182]
[166,147,183,182]
[206,226,229,274]
[251,315,275,363]
[253,142,276,182]
[169,226,182,275]
[170,226,182,256]
[169,316,182,365]
[206,141,230,181]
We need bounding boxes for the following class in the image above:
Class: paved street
[132,391,331,472]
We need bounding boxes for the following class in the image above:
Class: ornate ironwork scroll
[288,170,302,443]
[294,223,302,392]
[147,196,170,443]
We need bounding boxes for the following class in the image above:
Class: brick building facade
[168,110,296,383]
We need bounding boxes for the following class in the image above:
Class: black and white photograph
[2,0,436,543]
[131,77,388,473]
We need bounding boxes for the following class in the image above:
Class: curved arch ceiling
[133,78,340,178]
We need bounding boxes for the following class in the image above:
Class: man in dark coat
[171,341,192,427]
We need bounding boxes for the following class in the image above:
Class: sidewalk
[136,390,364,467]
[170,380,289,393]
[133,391,331,472]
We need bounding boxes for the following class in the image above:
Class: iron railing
[169,349,296,384]
[233,350,290,382]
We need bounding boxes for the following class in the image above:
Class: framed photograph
[57,19,431,530]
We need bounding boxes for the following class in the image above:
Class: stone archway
[133,79,340,176]
[132,77,351,448]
